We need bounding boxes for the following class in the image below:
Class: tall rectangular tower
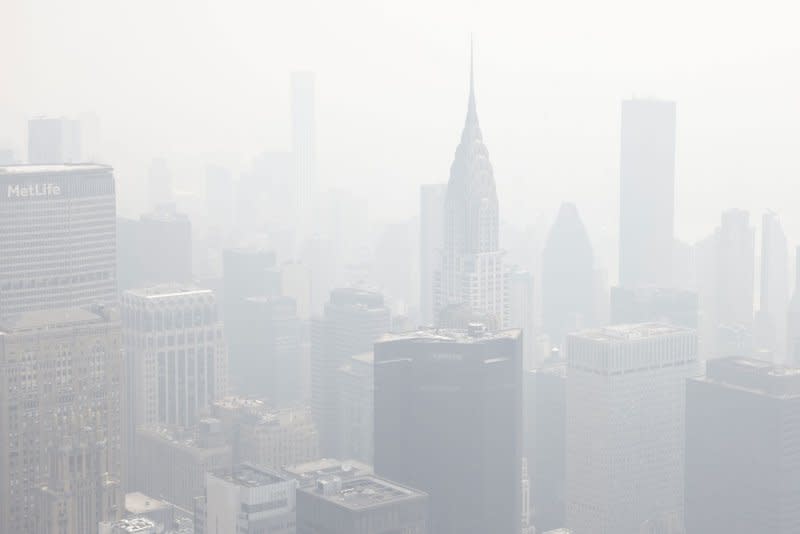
[619,99,676,289]
[0,164,117,317]
[419,183,446,325]
[374,326,523,534]
[565,323,700,534]
[292,72,316,241]
[28,117,81,164]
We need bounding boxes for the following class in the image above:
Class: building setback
[685,357,800,533]
[374,325,522,534]
[297,475,428,534]
[0,307,123,534]
[0,164,117,317]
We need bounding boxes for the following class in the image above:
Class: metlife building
[0,164,117,317]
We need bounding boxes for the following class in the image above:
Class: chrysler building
[435,45,508,328]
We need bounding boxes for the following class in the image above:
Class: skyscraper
[122,285,228,429]
[292,72,316,242]
[0,307,123,534]
[0,164,117,317]
[755,211,789,361]
[419,183,446,325]
[311,288,391,456]
[619,99,676,289]
[685,357,800,533]
[542,202,594,346]
[565,323,700,534]
[374,326,523,534]
[27,116,81,164]
[787,247,800,367]
[337,352,374,464]
[435,47,508,328]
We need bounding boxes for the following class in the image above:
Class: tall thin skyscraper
[619,99,676,289]
[755,211,789,361]
[434,46,507,328]
[565,323,700,534]
[787,247,800,367]
[292,71,316,242]
[0,164,117,317]
[420,183,446,325]
[28,116,81,164]
[542,202,594,346]
[374,325,522,534]
[685,357,800,533]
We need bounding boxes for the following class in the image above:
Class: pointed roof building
[436,43,507,328]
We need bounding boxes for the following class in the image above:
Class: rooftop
[0,163,110,176]
[218,464,286,488]
[103,517,156,533]
[380,325,520,345]
[283,458,372,487]
[569,322,691,343]
[304,475,426,511]
[0,307,107,333]
[696,357,800,398]
[124,285,212,300]
[125,492,171,515]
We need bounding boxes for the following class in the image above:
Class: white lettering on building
[7,183,62,199]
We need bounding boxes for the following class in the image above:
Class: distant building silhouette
[28,116,81,163]
[311,288,390,456]
[755,211,789,361]
[434,47,508,328]
[542,202,594,346]
[787,247,800,367]
[374,326,522,534]
[610,286,698,328]
[565,323,700,534]
[337,352,374,464]
[685,357,800,533]
[619,99,676,289]
[420,183,446,324]
[292,72,316,243]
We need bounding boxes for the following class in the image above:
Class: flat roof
[283,458,372,487]
[0,163,111,175]
[380,326,520,345]
[0,307,105,333]
[124,285,212,299]
[304,475,426,511]
[569,322,691,343]
[125,492,171,515]
[219,464,286,488]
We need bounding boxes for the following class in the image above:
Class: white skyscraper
[565,323,701,534]
[292,71,316,243]
[434,46,508,328]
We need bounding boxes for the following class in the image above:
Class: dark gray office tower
[374,326,523,534]
[116,206,192,291]
[610,286,698,328]
[297,475,429,534]
[542,202,594,345]
[685,357,800,533]
[420,183,446,325]
[788,247,800,366]
[311,288,391,456]
[619,99,676,289]
[28,117,81,164]
[238,295,303,405]
[0,164,117,317]
[525,364,566,532]
[222,247,279,388]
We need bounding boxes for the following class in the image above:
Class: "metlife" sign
[7,183,62,199]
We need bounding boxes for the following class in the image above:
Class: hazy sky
[3,0,800,264]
